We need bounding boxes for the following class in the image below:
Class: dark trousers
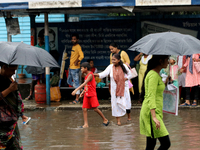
[126,109,131,114]
[146,135,171,150]
[146,117,171,150]
[185,86,199,100]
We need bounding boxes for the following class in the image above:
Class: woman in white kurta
[95,54,132,125]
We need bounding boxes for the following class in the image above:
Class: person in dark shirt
[0,62,23,149]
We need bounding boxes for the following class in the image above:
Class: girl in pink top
[180,54,200,106]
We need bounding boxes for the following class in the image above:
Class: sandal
[180,102,191,106]
[22,117,31,125]
[25,95,32,100]
[192,102,198,106]
[103,121,109,126]
[69,100,80,104]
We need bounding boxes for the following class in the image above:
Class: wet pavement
[19,109,200,150]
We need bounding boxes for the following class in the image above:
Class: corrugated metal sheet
[35,14,65,23]
[0,16,31,78]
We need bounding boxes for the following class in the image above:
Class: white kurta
[99,64,132,117]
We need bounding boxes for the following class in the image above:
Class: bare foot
[117,122,121,126]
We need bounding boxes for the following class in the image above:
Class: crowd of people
[1,32,200,149]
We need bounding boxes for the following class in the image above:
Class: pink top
[170,65,179,81]
[184,54,200,87]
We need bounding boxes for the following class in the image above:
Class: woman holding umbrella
[0,62,23,149]
[140,55,171,150]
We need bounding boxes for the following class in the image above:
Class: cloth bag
[194,62,200,73]
[126,63,138,79]
[50,87,61,102]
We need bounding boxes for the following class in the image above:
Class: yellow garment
[110,51,134,95]
[69,44,84,69]
[95,77,101,84]
[138,58,148,93]
[110,51,130,65]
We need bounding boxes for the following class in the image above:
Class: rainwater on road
[19,109,200,150]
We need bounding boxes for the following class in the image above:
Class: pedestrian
[25,34,46,100]
[87,59,98,73]
[95,54,132,125]
[71,62,109,128]
[177,55,187,101]
[140,55,171,150]
[109,42,134,95]
[134,53,152,96]
[160,56,180,88]
[68,33,84,104]
[0,62,23,149]
[0,67,31,125]
[180,54,200,106]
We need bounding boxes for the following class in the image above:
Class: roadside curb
[24,104,200,111]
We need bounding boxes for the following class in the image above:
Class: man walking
[68,33,84,104]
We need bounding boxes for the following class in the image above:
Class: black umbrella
[0,42,59,67]
[128,31,200,55]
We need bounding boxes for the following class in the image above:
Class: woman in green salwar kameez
[140,55,171,150]
[0,62,23,150]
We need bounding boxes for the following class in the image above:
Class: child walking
[72,62,109,128]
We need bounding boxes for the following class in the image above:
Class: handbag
[0,93,17,125]
[128,80,133,88]
[126,63,138,79]
[194,62,200,73]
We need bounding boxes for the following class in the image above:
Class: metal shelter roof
[0,0,200,16]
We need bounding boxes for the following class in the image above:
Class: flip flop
[23,117,31,125]
[79,126,88,128]
[69,100,80,104]
[103,121,109,126]
[25,95,32,100]
[192,102,198,106]
[180,102,191,106]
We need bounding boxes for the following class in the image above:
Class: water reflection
[19,109,200,150]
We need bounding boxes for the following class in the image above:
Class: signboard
[29,0,82,9]
[57,20,135,68]
[35,20,136,69]
[136,0,191,6]
[5,18,20,35]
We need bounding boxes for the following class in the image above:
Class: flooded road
[19,109,200,150]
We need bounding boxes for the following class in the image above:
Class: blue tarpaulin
[0,2,28,10]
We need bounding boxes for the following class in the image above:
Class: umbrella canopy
[0,42,59,67]
[25,66,45,74]
[128,31,200,55]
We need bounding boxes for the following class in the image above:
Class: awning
[0,2,28,10]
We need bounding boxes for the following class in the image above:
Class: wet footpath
[20,100,200,150]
